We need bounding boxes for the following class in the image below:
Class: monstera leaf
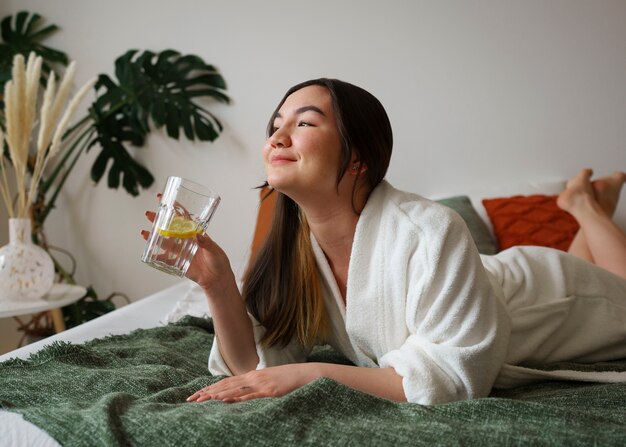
[86,49,230,196]
[0,11,68,93]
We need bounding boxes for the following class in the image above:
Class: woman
[143,79,626,405]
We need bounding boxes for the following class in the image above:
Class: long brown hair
[243,78,393,348]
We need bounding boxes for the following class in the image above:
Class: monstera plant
[35,48,230,227]
[0,11,230,331]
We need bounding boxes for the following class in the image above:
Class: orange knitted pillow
[482,195,579,251]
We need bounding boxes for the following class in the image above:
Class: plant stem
[35,127,95,226]
[62,114,91,140]
[49,251,76,285]
[39,121,92,194]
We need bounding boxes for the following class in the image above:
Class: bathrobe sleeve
[208,313,309,376]
[376,199,510,404]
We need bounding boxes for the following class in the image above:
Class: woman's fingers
[187,377,242,401]
[140,212,157,240]
[188,381,259,403]
[186,390,202,402]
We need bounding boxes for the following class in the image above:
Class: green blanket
[2,316,626,446]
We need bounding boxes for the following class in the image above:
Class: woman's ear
[350,159,368,175]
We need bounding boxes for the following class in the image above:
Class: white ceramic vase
[0,218,55,301]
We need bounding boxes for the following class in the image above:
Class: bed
[2,183,626,446]
[0,281,193,446]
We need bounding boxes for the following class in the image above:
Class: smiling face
[263,85,345,201]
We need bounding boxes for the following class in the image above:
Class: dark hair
[244,78,393,348]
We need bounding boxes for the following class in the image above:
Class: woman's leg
[563,169,624,263]
[557,169,626,279]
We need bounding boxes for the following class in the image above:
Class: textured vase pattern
[0,218,55,301]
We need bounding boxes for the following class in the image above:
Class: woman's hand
[187,364,318,403]
[187,363,407,404]
[185,232,235,292]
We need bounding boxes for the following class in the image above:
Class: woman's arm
[142,212,260,374]
[314,363,406,402]
[187,362,406,403]
[188,233,259,374]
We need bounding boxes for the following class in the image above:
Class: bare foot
[557,168,598,215]
[592,171,626,216]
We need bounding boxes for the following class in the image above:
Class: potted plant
[0,11,230,332]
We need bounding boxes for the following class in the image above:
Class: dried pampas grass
[0,53,96,218]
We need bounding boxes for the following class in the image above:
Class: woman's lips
[270,155,296,164]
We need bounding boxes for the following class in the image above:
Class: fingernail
[145,211,150,216]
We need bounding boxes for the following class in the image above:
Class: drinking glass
[141,176,220,276]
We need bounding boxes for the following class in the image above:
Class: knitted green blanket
[1,316,626,446]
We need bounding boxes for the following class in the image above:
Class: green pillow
[436,196,498,255]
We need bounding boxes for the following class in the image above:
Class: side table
[0,284,87,335]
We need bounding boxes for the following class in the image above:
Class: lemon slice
[158,216,200,238]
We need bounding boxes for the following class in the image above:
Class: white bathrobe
[209,181,626,405]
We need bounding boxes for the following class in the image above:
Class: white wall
[1,0,625,308]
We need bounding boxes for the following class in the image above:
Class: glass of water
[141,176,220,277]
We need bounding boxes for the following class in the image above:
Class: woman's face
[263,85,344,200]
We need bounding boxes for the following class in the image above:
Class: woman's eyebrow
[274,105,326,120]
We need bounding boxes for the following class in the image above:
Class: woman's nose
[269,127,291,148]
